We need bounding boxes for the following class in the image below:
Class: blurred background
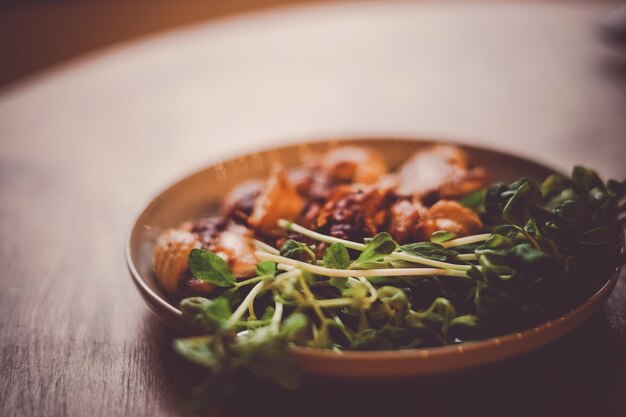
[1,0,315,88]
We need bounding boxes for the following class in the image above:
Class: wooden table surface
[1,2,625,416]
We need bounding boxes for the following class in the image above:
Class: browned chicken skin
[415,200,483,241]
[154,219,258,296]
[320,146,388,184]
[314,184,392,241]
[248,167,305,236]
[153,226,201,294]
[389,197,427,243]
[396,144,486,198]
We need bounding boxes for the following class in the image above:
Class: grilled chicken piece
[154,219,258,296]
[315,184,392,241]
[249,167,305,235]
[320,146,388,184]
[222,179,264,223]
[416,200,482,240]
[389,198,427,243]
[214,223,258,277]
[153,226,202,294]
[396,145,486,198]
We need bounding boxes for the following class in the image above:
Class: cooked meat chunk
[222,179,264,223]
[396,145,486,198]
[287,165,335,201]
[320,146,388,184]
[315,185,392,241]
[389,198,427,243]
[154,218,258,296]
[249,167,305,235]
[214,223,257,278]
[415,200,483,240]
[153,226,201,294]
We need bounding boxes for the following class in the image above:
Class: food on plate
[152,143,625,399]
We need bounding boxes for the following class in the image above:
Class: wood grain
[0,2,625,416]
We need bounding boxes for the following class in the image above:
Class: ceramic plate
[126,138,621,378]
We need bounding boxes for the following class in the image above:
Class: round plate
[126,137,622,378]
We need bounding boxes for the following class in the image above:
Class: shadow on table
[148,309,625,417]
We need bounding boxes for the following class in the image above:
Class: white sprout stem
[227,281,265,328]
[457,254,478,261]
[440,233,491,248]
[314,298,356,307]
[235,275,267,288]
[278,219,472,271]
[278,219,366,251]
[297,273,326,322]
[252,239,280,255]
[256,251,469,279]
[270,302,283,334]
[358,277,379,305]
[277,263,297,272]
[247,303,257,320]
[389,251,471,271]
[314,277,378,309]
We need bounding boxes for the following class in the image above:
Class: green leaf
[235,328,301,389]
[180,297,232,331]
[607,179,626,198]
[173,336,225,373]
[492,225,522,240]
[449,314,479,329]
[351,233,397,269]
[323,242,350,269]
[430,231,456,244]
[279,313,311,344]
[405,297,456,339]
[478,251,512,283]
[255,261,277,277]
[571,166,605,193]
[448,315,480,341]
[279,239,316,262]
[461,189,486,209]
[506,243,552,274]
[540,174,573,199]
[188,249,236,287]
[376,286,409,315]
[502,181,541,227]
[365,276,394,285]
[399,242,458,262]
[482,234,514,250]
[218,287,242,308]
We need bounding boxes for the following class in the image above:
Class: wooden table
[1,2,625,416]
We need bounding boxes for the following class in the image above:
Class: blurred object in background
[599,4,626,49]
[0,0,310,88]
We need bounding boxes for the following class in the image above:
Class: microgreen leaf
[377,286,409,315]
[255,261,277,277]
[461,189,486,208]
[173,336,225,373]
[350,233,397,269]
[279,239,316,262]
[399,242,458,262]
[540,174,573,199]
[502,181,542,227]
[280,313,311,344]
[430,231,456,244]
[323,242,350,269]
[572,165,605,193]
[180,297,232,331]
[188,249,236,287]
